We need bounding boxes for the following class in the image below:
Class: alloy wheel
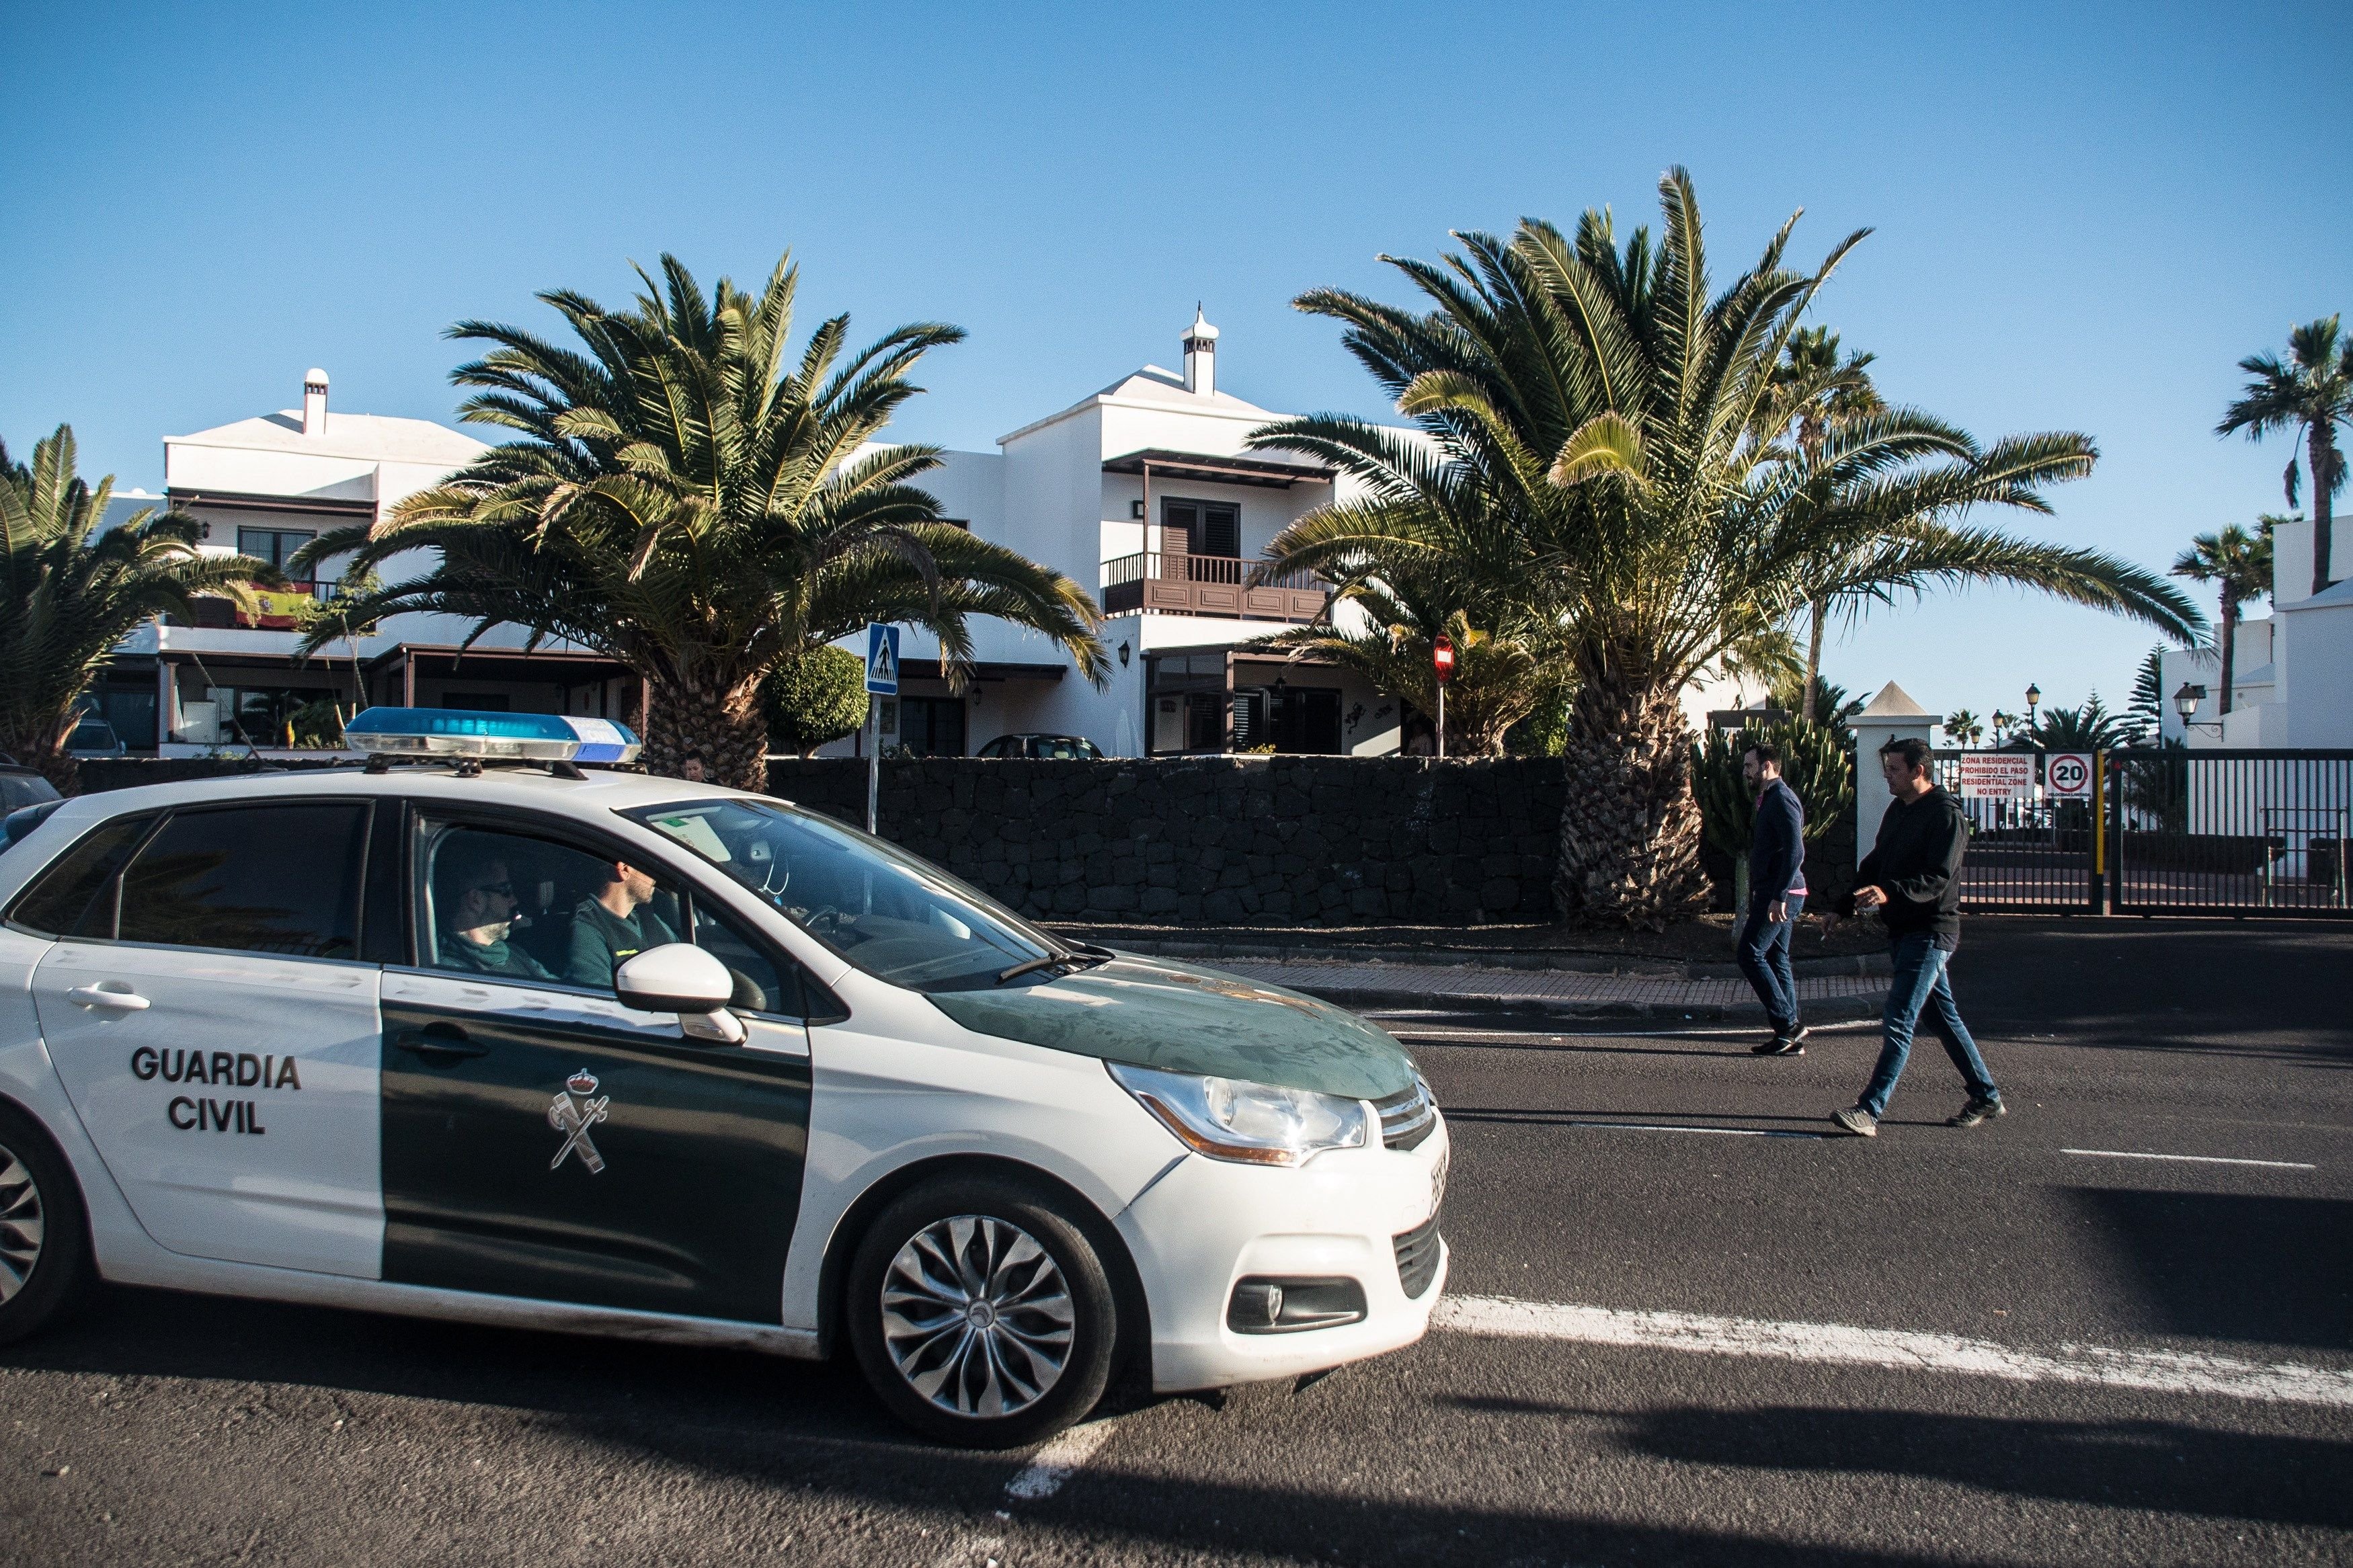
[0,1145,45,1305]
[879,1214,1075,1419]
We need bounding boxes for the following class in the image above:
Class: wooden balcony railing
[1099,552,1328,621]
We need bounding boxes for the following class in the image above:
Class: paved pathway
[1207,954,1887,1017]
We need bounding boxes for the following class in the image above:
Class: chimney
[302,368,329,436]
[1182,306,1218,397]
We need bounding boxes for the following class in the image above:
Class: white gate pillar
[1850,682,1943,865]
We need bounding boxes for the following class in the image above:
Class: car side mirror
[614,943,746,1046]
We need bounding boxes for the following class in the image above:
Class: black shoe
[1752,1026,1809,1057]
[1948,1096,2005,1128]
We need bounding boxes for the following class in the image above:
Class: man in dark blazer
[1738,741,1810,1055]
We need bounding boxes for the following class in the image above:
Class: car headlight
[1107,1062,1369,1166]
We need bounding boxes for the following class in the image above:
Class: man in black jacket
[1737,741,1810,1055]
[1826,736,2003,1137]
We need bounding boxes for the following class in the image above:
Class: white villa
[828,309,1404,760]
[2159,512,2353,749]
[94,370,635,753]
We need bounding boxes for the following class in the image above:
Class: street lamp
[1431,635,1455,760]
[2173,682,2221,735]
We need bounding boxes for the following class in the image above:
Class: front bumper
[1115,1112,1451,1391]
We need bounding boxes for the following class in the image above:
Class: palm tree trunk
[1804,597,1827,723]
[2218,599,2237,717]
[644,669,772,791]
[0,709,82,795]
[1553,676,1708,928]
[2313,425,2338,597]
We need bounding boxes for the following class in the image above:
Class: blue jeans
[1858,932,1999,1118]
[1736,891,1805,1033]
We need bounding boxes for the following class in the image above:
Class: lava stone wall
[764,756,1566,925]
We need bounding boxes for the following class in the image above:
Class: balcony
[186,581,329,631]
[1101,552,1328,622]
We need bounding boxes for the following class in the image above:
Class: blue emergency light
[342,707,642,766]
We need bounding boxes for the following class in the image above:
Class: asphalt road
[4,917,2348,1566]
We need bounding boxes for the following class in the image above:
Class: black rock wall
[766,756,1566,925]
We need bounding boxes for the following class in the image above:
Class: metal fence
[1928,749,2353,917]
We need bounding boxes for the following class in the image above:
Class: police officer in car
[564,858,679,989]
[437,857,558,981]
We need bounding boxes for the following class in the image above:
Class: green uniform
[438,931,557,982]
[565,898,680,989]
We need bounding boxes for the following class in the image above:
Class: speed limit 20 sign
[2046,752,2095,798]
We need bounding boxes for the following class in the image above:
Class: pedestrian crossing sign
[864,624,900,695]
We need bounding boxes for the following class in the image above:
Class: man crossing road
[1825,736,2003,1137]
[1737,741,1810,1056]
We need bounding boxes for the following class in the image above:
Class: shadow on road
[1472,1399,2353,1530]
[2065,1188,2353,1351]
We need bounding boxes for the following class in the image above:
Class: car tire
[846,1175,1117,1449]
[0,1102,91,1347]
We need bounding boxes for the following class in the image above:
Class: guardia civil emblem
[547,1070,611,1173]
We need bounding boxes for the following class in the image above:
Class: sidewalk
[1051,922,1891,1023]
[1201,954,1888,1022]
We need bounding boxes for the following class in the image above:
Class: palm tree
[2022,694,2139,751]
[1762,327,1880,716]
[1944,708,1985,747]
[2169,520,2276,715]
[1,427,270,790]
[2218,316,2352,599]
[1250,170,2203,925]
[299,254,1107,786]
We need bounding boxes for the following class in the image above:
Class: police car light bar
[342,708,642,766]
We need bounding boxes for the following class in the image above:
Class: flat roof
[1102,448,1334,489]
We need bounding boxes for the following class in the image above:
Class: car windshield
[623,797,1072,993]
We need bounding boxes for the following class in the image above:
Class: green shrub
[1691,720,1854,909]
[763,647,869,757]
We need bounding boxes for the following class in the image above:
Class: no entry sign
[1958,753,2034,800]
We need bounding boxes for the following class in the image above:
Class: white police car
[0,709,1447,1446]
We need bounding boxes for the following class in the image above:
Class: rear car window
[7,815,156,937]
[117,804,369,958]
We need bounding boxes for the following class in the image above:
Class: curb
[1094,935,1892,983]
[1278,982,1886,1025]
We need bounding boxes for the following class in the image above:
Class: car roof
[36,764,757,829]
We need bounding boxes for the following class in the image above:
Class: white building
[840,310,1409,759]
[2159,512,2353,749]
[96,370,633,753]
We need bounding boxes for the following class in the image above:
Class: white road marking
[1559,1120,1824,1140]
[1437,1294,2353,1409]
[1002,1418,1117,1501]
[2062,1148,2316,1171]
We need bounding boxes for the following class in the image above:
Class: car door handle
[67,984,150,1012]
[392,1024,489,1061]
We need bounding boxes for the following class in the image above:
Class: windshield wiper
[996,946,1113,985]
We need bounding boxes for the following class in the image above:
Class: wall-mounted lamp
[1117,641,1131,667]
[1130,499,1146,520]
[2173,682,2221,734]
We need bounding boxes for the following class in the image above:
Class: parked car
[63,716,125,760]
[0,764,63,817]
[0,707,1447,1447]
[974,733,1105,760]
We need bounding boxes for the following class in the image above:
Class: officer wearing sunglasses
[436,857,557,981]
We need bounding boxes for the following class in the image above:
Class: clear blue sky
[5,1,2348,720]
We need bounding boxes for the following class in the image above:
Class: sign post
[863,624,900,833]
[1432,634,1455,761]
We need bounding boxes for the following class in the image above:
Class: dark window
[898,697,967,757]
[1162,498,1240,559]
[1273,688,1344,754]
[9,815,155,937]
[235,527,317,573]
[0,774,63,813]
[415,820,684,989]
[684,897,807,1019]
[1185,692,1224,751]
[118,804,368,958]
